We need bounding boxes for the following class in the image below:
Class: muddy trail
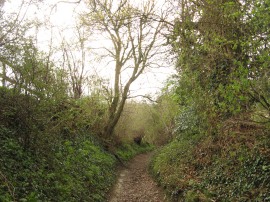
[108,152,166,202]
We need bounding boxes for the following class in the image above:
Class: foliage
[150,132,204,200]
[47,140,116,202]
[115,92,179,146]
[116,142,154,161]
[151,129,270,201]
[0,86,116,201]
[149,89,179,145]
[0,79,113,202]
[0,86,153,201]
[150,0,270,201]
[0,2,163,200]
[0,129,117,201]
[0,0,269,201]
[170,0,269,119]
[114,101,149,141]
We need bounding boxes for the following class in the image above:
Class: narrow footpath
[108,152,166,202]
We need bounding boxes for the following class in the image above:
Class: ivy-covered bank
[151,129,270,201]
[0,134,116,201]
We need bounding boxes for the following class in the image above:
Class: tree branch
[127,94,158,103]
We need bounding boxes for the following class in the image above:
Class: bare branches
[50,0,82,10]
[60,25,88,99]
[55,0,82,4]
[81,0,167,136]
[127,94,158,103]
[0,0,32,47]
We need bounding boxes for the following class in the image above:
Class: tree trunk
[103,78,133,138]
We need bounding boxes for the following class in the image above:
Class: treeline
[151,0,270,201]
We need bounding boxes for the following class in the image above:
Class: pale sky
[3,0,176,100]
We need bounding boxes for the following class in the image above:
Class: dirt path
[108,152,166,202]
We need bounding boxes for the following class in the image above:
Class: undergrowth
[150,127,270,201]
[116,142,154,161]
[0,128,116,202]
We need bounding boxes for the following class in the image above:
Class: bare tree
[61,25,88,99]
[81,0,167,138]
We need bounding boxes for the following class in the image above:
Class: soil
[108,152,166,202]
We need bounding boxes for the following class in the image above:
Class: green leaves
[154,0,270,200]
[51,140,116,201]
[0,136,117,201]
[0,82,122,201]
[116,143,154,161]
